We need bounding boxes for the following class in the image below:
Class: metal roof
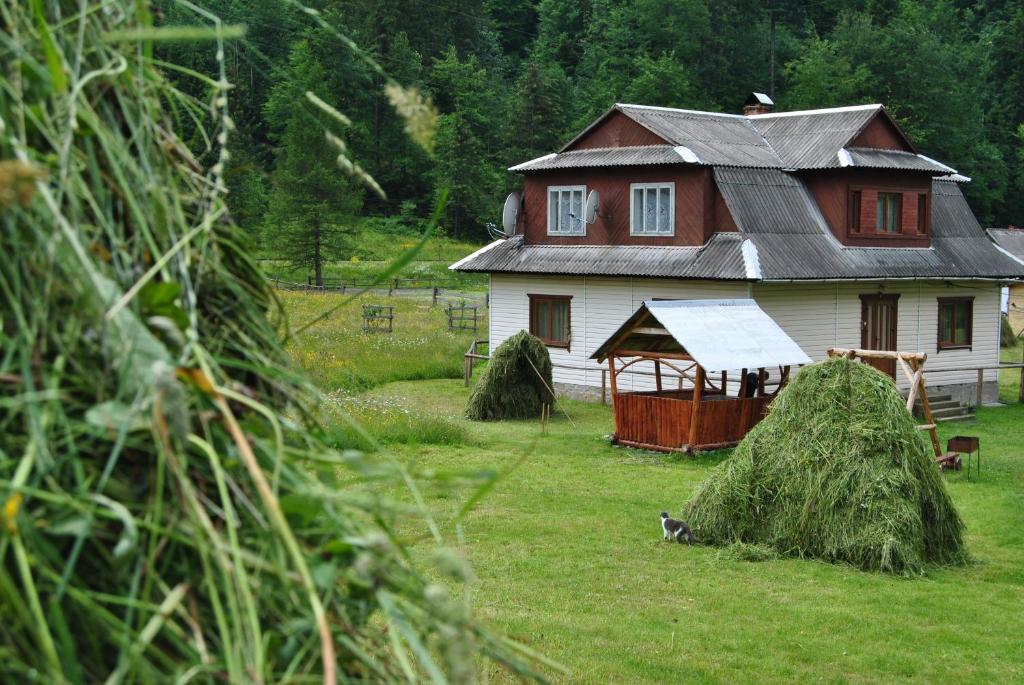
[448,233,749,279]
[509,145,684,172]
[749,106,883,168]
[716,170,1024,280]
[590,299,812,371]
[531,103,945,173]
[842,148,955,173]
[610,105,786,168]
[987,228,1024,266]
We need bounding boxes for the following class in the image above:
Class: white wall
[489,274,1002,396]
[753,281,1001,390]
[489,274,748,392]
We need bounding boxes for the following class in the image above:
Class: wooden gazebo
[591,299,812,453]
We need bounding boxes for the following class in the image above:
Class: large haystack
[687,357,966,574]
[466,331,553,420]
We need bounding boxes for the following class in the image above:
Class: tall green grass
[0,2,542,682]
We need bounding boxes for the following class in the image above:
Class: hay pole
[828,347,941,458]
[525,357,576,429]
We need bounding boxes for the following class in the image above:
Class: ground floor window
[529,294,571,348]
[937,297,973,350]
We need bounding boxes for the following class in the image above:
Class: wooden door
[860,294,899,377]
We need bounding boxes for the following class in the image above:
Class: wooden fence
[268,277,486,307]
[446,303,480,332]
[463,339,1024,405]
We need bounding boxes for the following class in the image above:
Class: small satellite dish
[501,191,521,237]
[585,189,600,224]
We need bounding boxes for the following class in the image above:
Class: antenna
[584,189,600,224]
[501,191,521,237]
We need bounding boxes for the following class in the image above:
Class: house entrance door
[860,294,899,378]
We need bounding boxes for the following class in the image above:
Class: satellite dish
[501,191,521,237]
[585,189,600,224]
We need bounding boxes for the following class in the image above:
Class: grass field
[370,378,1024,684]
[281,291,1024,682]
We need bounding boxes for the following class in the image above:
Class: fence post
[601,368,607,404]
[976,368,984,407]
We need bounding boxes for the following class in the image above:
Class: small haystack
[687,357,967,574]
[466,331,553,420]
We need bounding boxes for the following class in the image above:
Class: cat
[660,512,694,545]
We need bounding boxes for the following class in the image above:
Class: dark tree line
[159,0,1024,257]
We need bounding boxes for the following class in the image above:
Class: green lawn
[365,378,1024,684]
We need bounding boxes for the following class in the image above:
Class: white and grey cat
[660,512,694,545]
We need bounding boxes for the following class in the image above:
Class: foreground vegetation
[0,4,537,682]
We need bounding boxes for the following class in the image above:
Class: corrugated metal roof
[509,145,684,171]
[613,105,785,167]
[715,167,827,235]
[844,148,955,173]
[987,228,1024,264]
[750,106,881,168]
[530,103,950,173]
[590,299,812,371]
[448,233,749,279]
[716,171,1024,280]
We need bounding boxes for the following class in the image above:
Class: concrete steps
[912,393,974,422]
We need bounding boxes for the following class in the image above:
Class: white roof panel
[645,299,811,371]
[592,299,811,371]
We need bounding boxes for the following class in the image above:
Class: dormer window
[547,186,586,236]
[847,186,929,241]
[630,182,675,236]
[876,192,902,233]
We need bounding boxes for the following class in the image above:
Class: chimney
[742,92,774,116]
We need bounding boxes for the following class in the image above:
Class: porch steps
[912,393,974,422]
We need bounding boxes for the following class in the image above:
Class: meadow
[282,291,1024,683]
[259,223,488,290]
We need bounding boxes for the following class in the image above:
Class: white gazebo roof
[591,299,812,372]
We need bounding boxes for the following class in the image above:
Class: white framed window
[547,185,586,236]
[630,182,675,236]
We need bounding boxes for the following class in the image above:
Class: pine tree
[264,39,364,286]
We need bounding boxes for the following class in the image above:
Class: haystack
[687,357,966,574]
[466,331,553,420]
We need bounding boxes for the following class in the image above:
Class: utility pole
[769,7,776,99]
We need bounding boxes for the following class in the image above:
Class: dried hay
[466,331,553,420]
[686,357,967,574]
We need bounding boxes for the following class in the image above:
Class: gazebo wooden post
[757,368,767,397]
[721,370,727,396]
[654,359,663,392]
[607,355,618,397]
[739,368,748,397]
[688,364,704,447]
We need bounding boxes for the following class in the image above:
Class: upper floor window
[937,297,973,350]
[547,186,586,236]
[876,192,902,233]
[630,182,674,236]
